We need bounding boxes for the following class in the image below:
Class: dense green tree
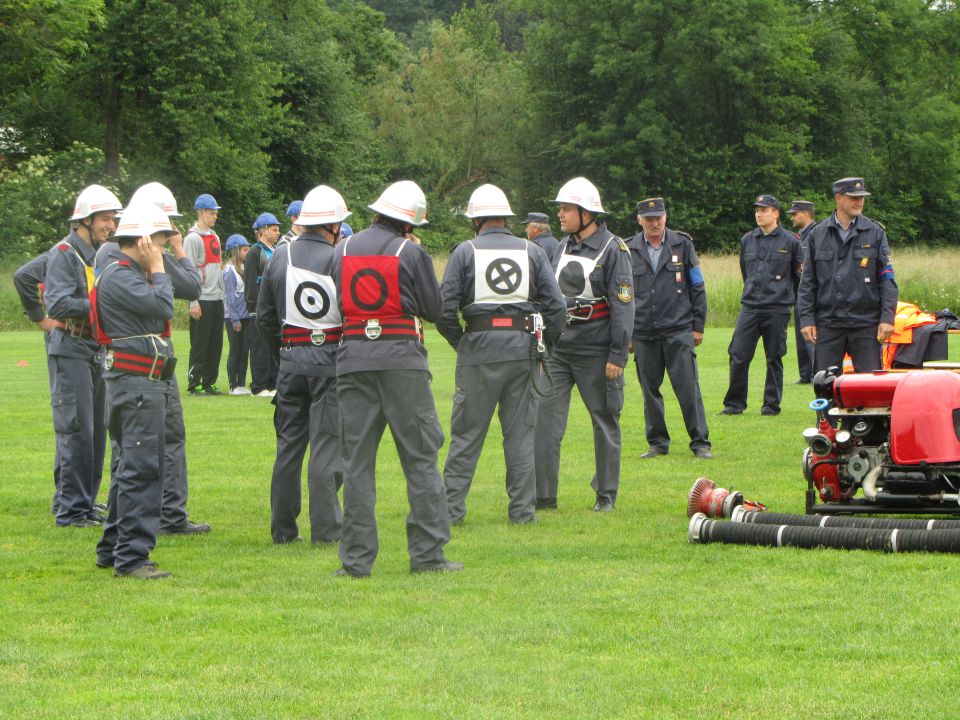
[369,4,531,248]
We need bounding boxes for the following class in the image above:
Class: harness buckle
[364,319,382,340]
[103,350,114,371]
[310,329,326,346]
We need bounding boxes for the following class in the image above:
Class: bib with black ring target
[284,265,341,330]
[473,247,529,305]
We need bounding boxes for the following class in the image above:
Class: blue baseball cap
[194,193,221,210]
[252,212,280,230]
[225,234,250,251]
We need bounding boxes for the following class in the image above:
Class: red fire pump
[803,367,960,515]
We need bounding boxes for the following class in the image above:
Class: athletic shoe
[255,389,276,398]
[202,385,223,396]
[188,387,206,397]
[229,387,246,396]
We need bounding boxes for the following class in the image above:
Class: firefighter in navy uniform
[96,182,211,536]
[626,197,712,460]
[533,177,635,512]
[437,185,566,525]
[720,195,803,416]
[256,186,347,545]
[332,180,460,577]
[798,177,898,373]
[44,184,123,527]
[787,199,818,384]
[92,204,179,579]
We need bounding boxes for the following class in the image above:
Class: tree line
[2,0,957,258]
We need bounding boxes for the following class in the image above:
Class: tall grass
[3,244,958,330]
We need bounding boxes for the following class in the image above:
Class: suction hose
[689,513,960,553]
[731,506,960,531]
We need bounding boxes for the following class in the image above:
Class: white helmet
[368,180,428,226]
[113,203,176,239]
[299,185,352,226]
[553,177,605,214]
[464,183,514,219]
[126,182,182,217]
[71,184,123,221]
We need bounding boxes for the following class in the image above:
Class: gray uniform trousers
[52,352,106,524]
[271,370,343,544]
[634,332,710,453]
[338,369,450,575]
[95,375,166,573]
[44,334,63,513]
[159,374,189,531]
[106,373,189,531]
[534,351,624,506]
[443,359,538,524]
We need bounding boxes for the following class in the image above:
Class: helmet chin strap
[571,208,594,241]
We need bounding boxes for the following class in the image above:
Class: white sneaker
[255,389,276,398]
[229,387,246,396]
[236,387,252,395]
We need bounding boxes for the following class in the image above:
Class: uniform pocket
[418,410,445,454]
[121,432,160,481]
[605,376,625,415]
[52,392,79,434]
[318,389,340,437]
[449,390,467,435]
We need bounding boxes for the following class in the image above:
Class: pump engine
[802,367,960,515]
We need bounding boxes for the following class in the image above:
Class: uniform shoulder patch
[617,283,633,303]
[616,238,628,252]
[56,242,70,251]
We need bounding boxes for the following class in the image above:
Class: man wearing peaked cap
[521,212,559,258]
[184,193,225,396]
[798,177,897,373]
[720,194,803,416]
[787,200,817,383]
[626,197,712,459]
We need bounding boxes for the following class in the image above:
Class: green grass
[3,329,960,718]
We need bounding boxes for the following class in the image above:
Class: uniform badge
[860,257,868,268]
[617,238,628,252]
[675,272,682,283]
[617,283,633,303]
[672,254,679,263]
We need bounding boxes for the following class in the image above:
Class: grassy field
[2,328,960,719]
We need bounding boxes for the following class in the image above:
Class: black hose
[734,509,960,531]
[689,513,960,553]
